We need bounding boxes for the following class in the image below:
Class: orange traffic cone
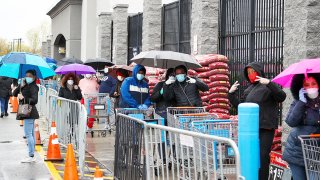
[19,120,24,127]
[34,122,42,145]
[11,97,18,113]
[94,166,104,180]
[45,121,63,161]
[64,144,79,180]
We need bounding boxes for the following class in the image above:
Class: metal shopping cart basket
[167,107,206,128]
[299,134,320,180]
[83,93,114,137]
[172,113,218,130]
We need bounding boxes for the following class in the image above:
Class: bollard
[238,103,260,180]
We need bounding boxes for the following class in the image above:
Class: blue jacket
[99,74,117,94]
[119,64,151,108]
[283,100,320,166]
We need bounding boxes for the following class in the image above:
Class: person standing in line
[228,62,286,180]
[110,69,129,109]
[283,74,320,180]
[58,73,82,101]
[98,66,117,95]
[13,70,39,163]
[0,77,13,117]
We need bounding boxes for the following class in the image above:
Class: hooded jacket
[163,66,209,107]
[119,64,151,108]
[228,62,286,129]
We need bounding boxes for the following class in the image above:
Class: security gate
[219,0,284,122]
[128,13,143,64]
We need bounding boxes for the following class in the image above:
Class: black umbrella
[57,57,83,66]
[84,58,114,70]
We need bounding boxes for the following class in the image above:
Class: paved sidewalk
[0,114,52,180]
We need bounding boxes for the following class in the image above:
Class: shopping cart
[172,113,218,130]
[83,93,113,137]
[167,107,206,127]
[299,134,320,180]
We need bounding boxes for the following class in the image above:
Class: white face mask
[168,76,175,81]
[67,80,74,85]
[85,74,92,79]
[117,76,124,81]
[306,88,319,99]
[104,68,109,73]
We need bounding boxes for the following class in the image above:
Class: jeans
[24,119,35,157]
[0,97,9,114]
[288,163,307,180]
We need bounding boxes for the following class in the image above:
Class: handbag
[17,98,32,119]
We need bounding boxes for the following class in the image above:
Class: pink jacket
[79,78,99,95]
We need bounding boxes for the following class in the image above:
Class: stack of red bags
[192,54,231,118]
[271,127,282,153]
[146,67,164,95]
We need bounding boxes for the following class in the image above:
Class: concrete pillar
[191,0,219,54]
[97,13,112,60]
[112,4,128,65]
[41,42,47,57]
[47,39,52,58]
[81,0,98,61]
[142,0,162,51]
[282,0,320,147]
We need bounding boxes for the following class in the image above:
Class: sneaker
[4,113,8,116]
[21,156,36,163]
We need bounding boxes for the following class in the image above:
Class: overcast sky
[0,0,59,43]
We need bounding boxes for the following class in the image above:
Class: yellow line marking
[52,163,110,172]
[57,171,113,179]
[36,145,62,180]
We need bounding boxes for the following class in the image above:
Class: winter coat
[228,62,286,129]
[283,100,320,166]
[58,85,82,101]
[151,81,175,117]
[163,77,209,107]
[0,77,13,98]
[13,81,39,120]
[79,78,99,95]
[110,80,124,109]
[119,64,151,108]
[98,74,117,94]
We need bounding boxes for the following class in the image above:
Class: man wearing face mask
[98,66,117,95]
[110,69,129,108]
[228,62,286,180]
[163,65,209,107]
[119,64,151,109]
[79,74,99,95]
[283,74,320,179]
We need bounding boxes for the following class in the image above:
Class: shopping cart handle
[179,113,209,116]
[310,134,320,138]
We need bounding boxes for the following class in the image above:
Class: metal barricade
[37,85,47,116]
[45,88,58,131]
[47,95,87,177]
[83,93,114,137]
[167,107,206,127]
[299,134,320,180]
[114,113,243,180]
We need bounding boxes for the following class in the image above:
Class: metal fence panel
[219,0,284,124]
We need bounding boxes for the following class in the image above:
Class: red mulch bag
[194,67,211,72]
[215,113,230,119]
[209,98,229,104]
[203,102,209,106]
[208,81,230,88]
[200,78,211,84]
[271,144,282,151]
[210,86,229,93]
[211,92,228,98]
[196,54,228,66]
[210,103,230,110]
[273,137,281,144]
[149,89,153,94]
[201,95,210,102]
[209,75,229,82]
[230,115,238,121]
[200,91,210,96]
[188,69,198,76]
[209,62,229,70]
[209,108,229,114]
[198,69,229,78]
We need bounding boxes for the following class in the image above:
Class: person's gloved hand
[186,77,196,83]
[165,76,175,85]
[160,88,164,95]
[229,81,239,93]
[18,93,24,100]
[255,76,270,85]
[299,88,307,103]
[138,104,148,110]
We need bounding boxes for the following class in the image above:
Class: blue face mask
[136,74,144,81]
[26,77,34,84]
[176,74,186,82]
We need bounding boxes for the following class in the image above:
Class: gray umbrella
[130,51,202,69]
[57,57,83,66]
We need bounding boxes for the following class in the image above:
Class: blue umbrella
[0,52,56,79]
[44,57,57,64]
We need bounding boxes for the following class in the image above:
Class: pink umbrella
[272,58,320,88]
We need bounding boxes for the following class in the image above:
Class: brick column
[112,4,128,65]
[142,0,162,51]
[98,13,112,60]
[191,0,219,54]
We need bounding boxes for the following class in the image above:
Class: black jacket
[0,77,13,98]
[228,62,286,129]
[13,81,39,120]
[151,81,175,112]
[58,86,82,101]
[163,77,209,107]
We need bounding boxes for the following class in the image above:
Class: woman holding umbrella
[282,74,320,179]
[58,73,82,101]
